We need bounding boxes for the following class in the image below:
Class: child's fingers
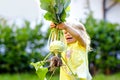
[50,22,66,29]
[57,22,66,29]
[50,22,56,28]
[56,25,59,29]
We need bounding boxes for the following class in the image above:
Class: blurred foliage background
[0,13,120,77]
[84,13,120,75]
[0,20,46,73]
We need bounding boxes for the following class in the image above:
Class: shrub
[84,14,120,74]
[0,20,47,73]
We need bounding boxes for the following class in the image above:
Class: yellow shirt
[60,41,92,80]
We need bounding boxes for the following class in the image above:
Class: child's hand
[50,22,56,28]
[50,22,67,30]
[56,22,66,30]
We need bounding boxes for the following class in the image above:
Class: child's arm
[57,22,87,47]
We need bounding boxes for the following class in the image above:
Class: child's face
[63,30,77,44]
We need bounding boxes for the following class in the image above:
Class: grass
[0,73,59,80]
[0,73,38,80]
[0,72,120,80]
[92,73,120,80]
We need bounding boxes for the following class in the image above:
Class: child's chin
[67,40,76,44]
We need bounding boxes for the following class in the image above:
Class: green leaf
[54,0,64,14]
[31,61,48,80]
[36,67,48,80]
[40,0,71,24]
[44,12,53,21]
[31,61,44,70]
[60,9,66,22]
[64,0,71,9]
[40,0,55,12]
[44,12,58,24]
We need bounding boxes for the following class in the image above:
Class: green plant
[0,20,46,73]
[84,13,120,74]
[31,0,72,80]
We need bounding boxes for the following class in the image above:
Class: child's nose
[65,32,71,37]
[63,30,67,34]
